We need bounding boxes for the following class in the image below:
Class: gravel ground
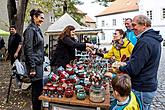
[0,61,31,110]
[151,48,165,110]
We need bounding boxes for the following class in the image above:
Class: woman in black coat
[23,9,44,110]
[50,25,93,69]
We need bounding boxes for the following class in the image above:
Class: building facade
[95,0,165,49]
[139,0,165,39]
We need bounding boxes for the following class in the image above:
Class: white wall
[139,0,165,39]
[96,11,139,29]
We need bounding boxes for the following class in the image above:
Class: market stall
[39,55,111,110]
[45,13,102,60]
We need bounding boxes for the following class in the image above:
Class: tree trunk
[7,0,28,35]
[16,0,28,35]
[63,0,67,14]
[7,0,17,26]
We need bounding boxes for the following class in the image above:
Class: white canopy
[46,13,102,35]
[47,13,83,32]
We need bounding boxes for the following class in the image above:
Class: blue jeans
[132,89,156,110]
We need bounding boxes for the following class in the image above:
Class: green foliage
[25,0,55,23]
[25,0,85,25]
[52,0,85,25]
[92,0,116,7]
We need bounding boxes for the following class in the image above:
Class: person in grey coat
[23,9,44,110]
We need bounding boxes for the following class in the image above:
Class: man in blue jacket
[119,15,163,110]
[125,18,137,45]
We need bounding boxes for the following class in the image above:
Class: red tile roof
[85,15,95,23]
[75,6,95,23]
[76,8,87,15]
[95,0,139,17]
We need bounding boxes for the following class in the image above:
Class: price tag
[42,101,49,108]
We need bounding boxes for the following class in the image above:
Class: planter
[76,89,86,100]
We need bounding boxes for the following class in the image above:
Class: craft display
[43,54,110,102]
[43,86,48,96]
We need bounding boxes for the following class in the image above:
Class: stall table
[39,84,110,110]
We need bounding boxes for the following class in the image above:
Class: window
[50,16,54,23]
[101,33,105,40]
[112,19,116,26]
[146,10,152,20]
[162,8,165,19]
[102,20,105,27]
[123,18,126,25]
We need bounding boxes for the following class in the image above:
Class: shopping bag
[13,59,27,76]
[13,59,31,83]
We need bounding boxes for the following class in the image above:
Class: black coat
[51,36,86,68]
[23,22,44,81]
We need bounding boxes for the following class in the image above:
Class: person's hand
[112,61,120,68]
[115,62,127,70]
[86,47,96,55]
[86,43,94,49]
[30,71,36,77]
[91,50,96,55]
[119,62,127,67]
[111,56,115,60]
[104,72,113,78]
[110,56,116,62]
[14,52,18,58]
[86,47,93,52]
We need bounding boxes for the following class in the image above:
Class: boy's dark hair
[112,74,131,97]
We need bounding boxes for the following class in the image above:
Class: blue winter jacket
[120,29,163,92]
